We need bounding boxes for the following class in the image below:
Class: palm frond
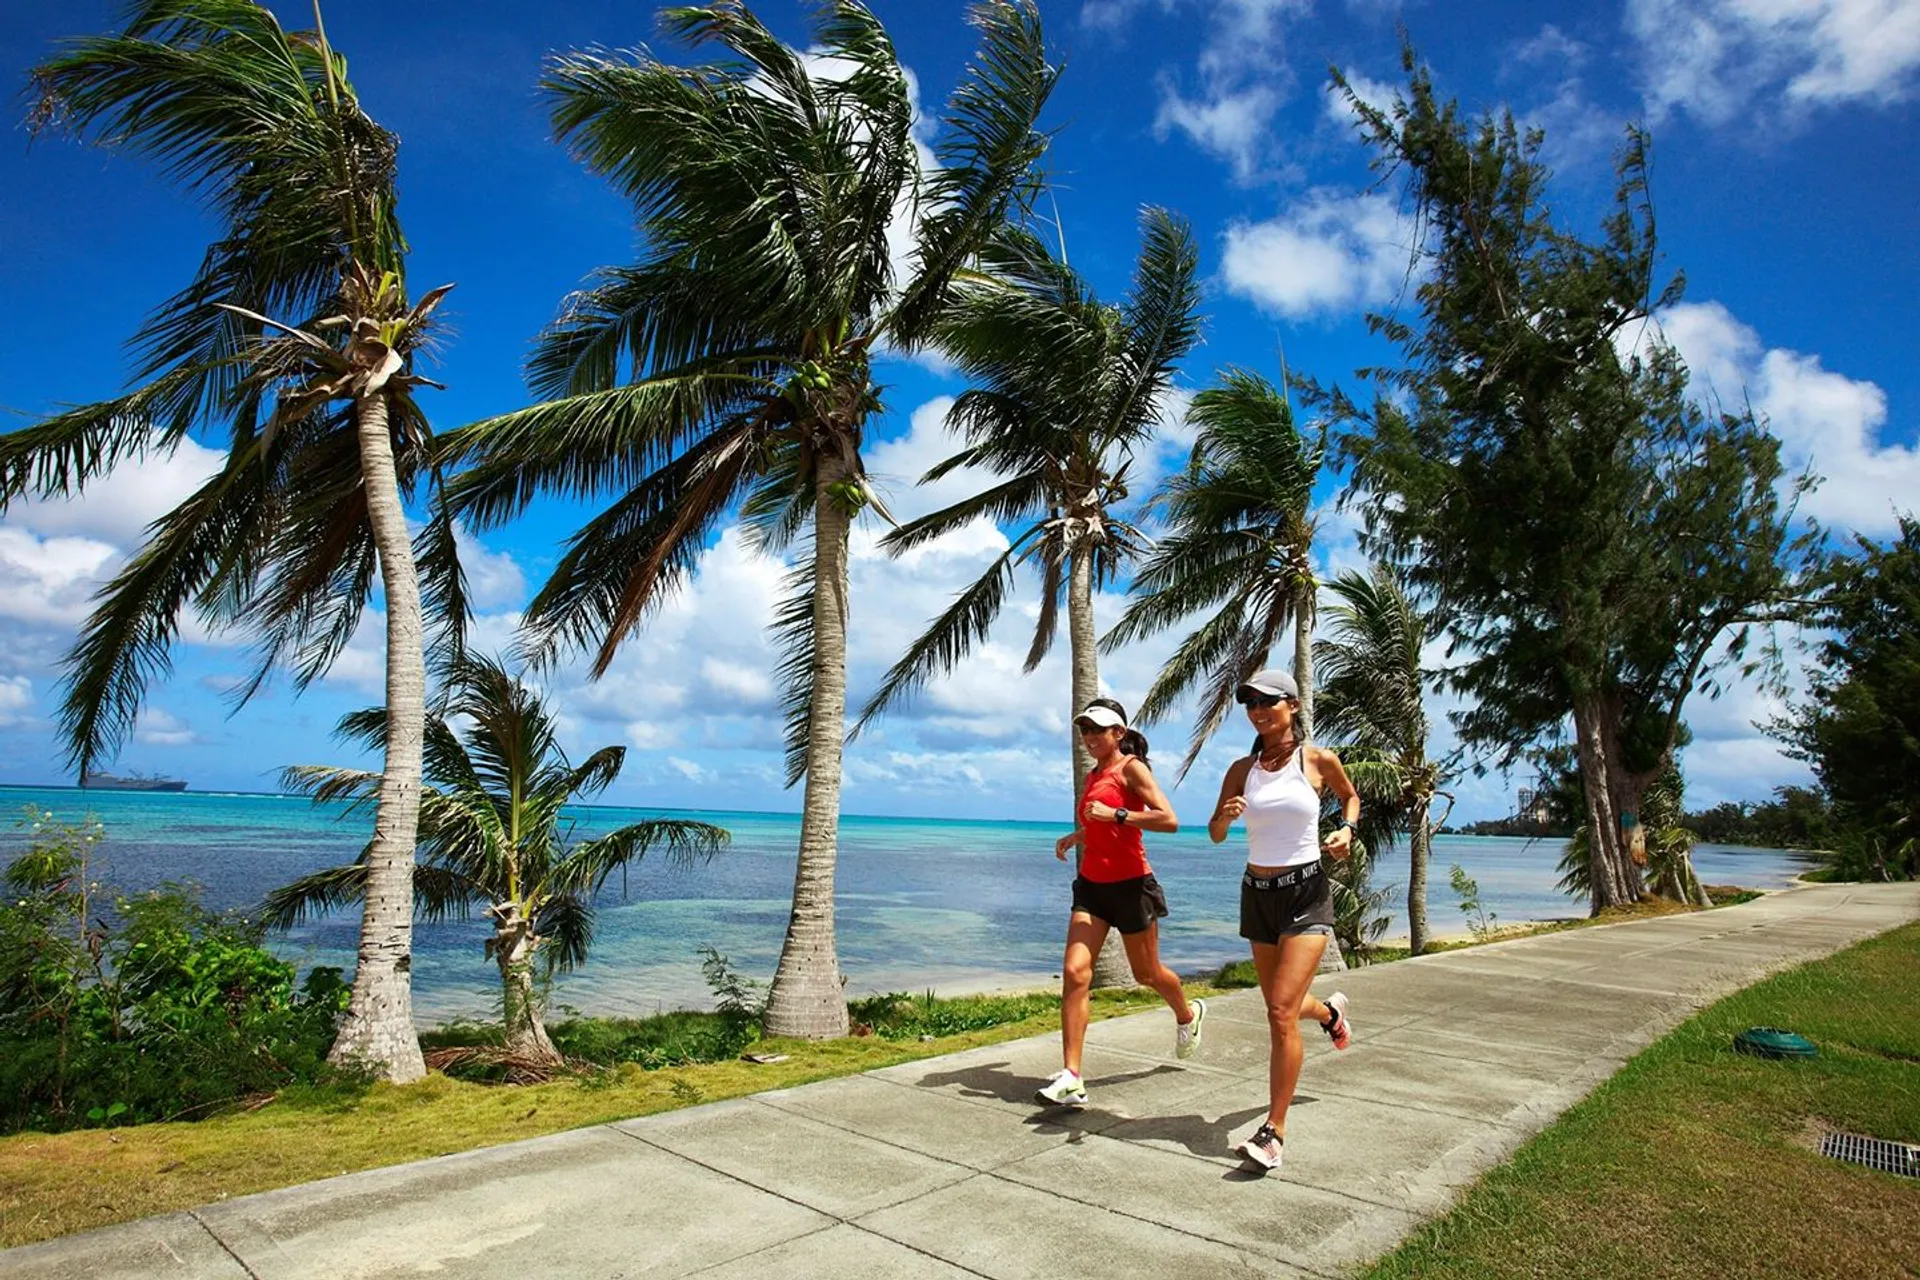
[547,818,730,900]
[772,551,819,788]
[889,0,1059,348]
[879,470,1048,555]
[57,443,268,773]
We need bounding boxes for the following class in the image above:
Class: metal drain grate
[1820,1132,1920,1178]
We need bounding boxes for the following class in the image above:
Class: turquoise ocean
[0,785,1815,1023]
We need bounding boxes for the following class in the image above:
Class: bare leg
[1060,913,1106,1075]
[1252,933,1330,1135]
[1120,922,1193,1023]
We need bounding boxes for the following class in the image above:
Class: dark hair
[1086,696,1150,765]
[1246,695,1302,760]
[1249,728,1301,759]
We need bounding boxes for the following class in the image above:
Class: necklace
[1258,738,1297,771]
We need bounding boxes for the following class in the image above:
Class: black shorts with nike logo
[1239,861,1335,944]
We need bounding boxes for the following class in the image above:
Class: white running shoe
[1035,1068,1088,1107]
[1237,1122,1283,1171]
[1175,998,1207,1060]
[1322,992,1352,1050]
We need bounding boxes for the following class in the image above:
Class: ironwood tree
[1320,50,1817,913]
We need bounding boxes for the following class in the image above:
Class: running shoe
[1237,1122,1283,1171]
[1322,991,1352,1050]
[1035,1068,1088,1107]
[1175,998,1207,1060]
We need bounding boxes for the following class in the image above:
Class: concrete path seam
[182,1211,260,1280]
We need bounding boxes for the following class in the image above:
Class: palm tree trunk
[1408,791,1432,955]
[1292,585,1315,742]
[763,462,854,1039]
[1297,582,1342,971]
[329,389,427,1083]
[494,911,561,1065]
[1067,540,1133,991]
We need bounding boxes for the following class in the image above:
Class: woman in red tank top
[1034,699,1205,1109]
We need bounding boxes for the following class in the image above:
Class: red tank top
[1079,762,1149,883]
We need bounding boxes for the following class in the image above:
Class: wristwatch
[1115,809,1130,825]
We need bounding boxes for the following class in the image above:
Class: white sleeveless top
[1243,747,1321,869]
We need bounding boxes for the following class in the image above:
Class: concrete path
[7,881,1916,1280]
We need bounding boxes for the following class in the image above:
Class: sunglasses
[1237,692,1284,709]
[1076,722,1118,736]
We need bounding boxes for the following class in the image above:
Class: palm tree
[440,2,1058,1038]
[2,0,459,1082]
[856,212,1200,801]
[1313,565,1451,955]
[266,656,730,1063]
[856,210,1199,990]
[1104,369,1324,779]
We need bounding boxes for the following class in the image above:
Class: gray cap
[1236,669,1299,702]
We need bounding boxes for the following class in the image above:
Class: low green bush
[849,989,1061,1039]
[0,811,350,1133]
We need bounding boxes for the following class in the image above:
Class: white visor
[1075,705,1126,730]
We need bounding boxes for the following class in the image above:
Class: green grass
[1363,922,1920,1280]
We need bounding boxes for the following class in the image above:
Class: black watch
[1115,808,1130,825]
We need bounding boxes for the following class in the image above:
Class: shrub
[0,810,349,1132]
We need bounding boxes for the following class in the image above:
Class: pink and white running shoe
[1322,991,1352,1050]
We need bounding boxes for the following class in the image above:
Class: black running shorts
[1071,873,1169,935]
[1239,862,1335,945]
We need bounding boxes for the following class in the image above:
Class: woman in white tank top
[1205,668,1361,1174]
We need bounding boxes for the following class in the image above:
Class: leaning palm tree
[856,209,1201,807]
[1104,369,1324,779]
[856,210,1199,990]
[1313,565,1451,954]
[1,0,459,1082]
[440,2,1058,1038]
[266,656,729,1063]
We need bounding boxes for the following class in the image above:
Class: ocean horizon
[0,784,1817,1024]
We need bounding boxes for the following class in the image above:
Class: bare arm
[1314,747,1361,859]
[1085,758,1179,833]
[1053,828,1083,862]
[1207,758,1253,844]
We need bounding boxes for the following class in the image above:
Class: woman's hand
[1055,831,1081,861]
[1322,824,1354,859]
[1214,796,1247,824]
[1084,800,1118,825]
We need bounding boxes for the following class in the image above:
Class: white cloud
[1155,83,1283,181]
[451,524,526,611]
[0,527,118,632]
[0,676,32,728]
[1141,0,1312,181]
[666,756,712,784]
[8,434,224,546]
[1220,190,1414,319]
[1652,300,1916,534]
[134,706,198,747]
[700,657,776,707]
[1627,0,1920,124]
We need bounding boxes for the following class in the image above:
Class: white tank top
[1243,747,1321,869]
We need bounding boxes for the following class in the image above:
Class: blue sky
[1,0,1915,823]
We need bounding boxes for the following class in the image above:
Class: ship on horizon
[79,769,188,793]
